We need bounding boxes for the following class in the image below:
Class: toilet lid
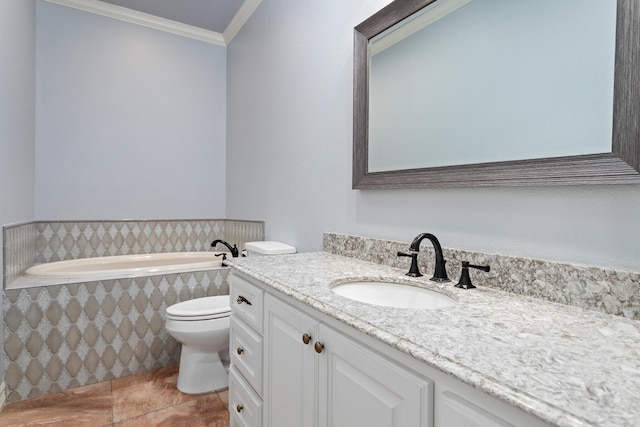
[166,295,230,318]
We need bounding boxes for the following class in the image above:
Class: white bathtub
[24,252,230,281]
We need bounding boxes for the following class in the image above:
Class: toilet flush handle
[237,295,252,306]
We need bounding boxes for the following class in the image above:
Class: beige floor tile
[217,388,229,407]
[0,381,112,427]
[0,365,228,426]
[113,393,229,427]
[111,365,196,422]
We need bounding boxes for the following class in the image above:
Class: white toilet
[165,241,295,394]
[165,295,230,394]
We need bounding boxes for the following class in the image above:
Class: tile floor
[0,365,229,426]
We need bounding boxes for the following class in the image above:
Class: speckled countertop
[230,252,640,427]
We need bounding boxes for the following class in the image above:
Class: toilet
[165,295,230,394]
[165,241,295,395]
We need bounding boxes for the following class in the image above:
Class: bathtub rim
[8,251,231,290]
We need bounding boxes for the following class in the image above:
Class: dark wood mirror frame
[353,0,640,189]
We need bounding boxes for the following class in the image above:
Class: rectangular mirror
[353,0,640,188]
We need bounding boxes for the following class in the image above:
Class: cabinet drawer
[230,366,262,427]
[230,316,263,395]
[230,273,264,333]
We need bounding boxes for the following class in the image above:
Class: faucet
[456,261,490,289]
[210,239,239,258]
[397,233,450,282]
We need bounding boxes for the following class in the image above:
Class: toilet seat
[166,296,230,321]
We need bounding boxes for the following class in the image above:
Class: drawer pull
[236,347,244,355]
[302,333,312,345]
[314,341,325,354]
[237,295,252,305]
[236,404,244,413]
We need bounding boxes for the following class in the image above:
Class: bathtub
[23,251,230,281]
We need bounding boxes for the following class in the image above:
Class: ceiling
[44,0,260,45]
[98,0,245,33]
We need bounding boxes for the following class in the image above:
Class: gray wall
[1,0,227,386]
[226,0,640,271]
[0,0,37,378]
[34,1,227,220]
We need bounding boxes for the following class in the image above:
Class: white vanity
[227,252,640,427]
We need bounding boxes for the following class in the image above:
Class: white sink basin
[331,280,457,309]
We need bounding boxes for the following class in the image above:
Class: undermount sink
[330,280,457,309]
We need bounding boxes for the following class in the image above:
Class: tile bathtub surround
[3,268,230,403]
[2,222,37,287]
[3,218,264,287]
[323,232,640,320]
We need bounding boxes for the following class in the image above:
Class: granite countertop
[230,252,640,427]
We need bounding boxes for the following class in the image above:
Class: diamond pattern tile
[45,329,64,354]
[46,355,64,381]
[3,218,264,402]
[46,301,63,326]
[25,219,265,265]
[102,320,117,344]
[25,305,43,329]
[5,333,24,361]
[3,269,230,402]
[25,332,43,357]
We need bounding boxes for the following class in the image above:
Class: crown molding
[223,0,262,44]
[43,0,260,46]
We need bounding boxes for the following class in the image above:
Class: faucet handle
[397,251,417,257]
[455,261,490,289]
[397,251,423,277]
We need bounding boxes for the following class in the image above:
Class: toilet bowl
[165,295,230,394]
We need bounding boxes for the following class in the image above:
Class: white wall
[226,0,640,271]
[35,1,227,220]
[0,0,37,383]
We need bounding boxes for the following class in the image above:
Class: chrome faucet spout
[210,239,239,257]
[406,233,450,282]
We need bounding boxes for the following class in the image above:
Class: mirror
[353,0,640,188]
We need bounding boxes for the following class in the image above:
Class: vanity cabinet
[263,294,317,426]
[230,271,548,427]
[229,274,265,427]
[317,321,433,426]
[264,293,433,427]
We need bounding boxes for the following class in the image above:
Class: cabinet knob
[314,341,324,353]
[236,404,244,413]
[302,333,312,345]
[236,347,244,355]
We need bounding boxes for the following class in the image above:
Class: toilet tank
[244,241,296,256]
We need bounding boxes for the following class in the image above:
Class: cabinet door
[318,325,433,427]
[264,294,317,427]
